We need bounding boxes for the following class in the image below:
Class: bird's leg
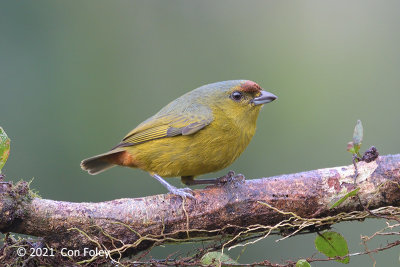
[181,175,217,185]
[181,171,241,186]
[150,173,194,199]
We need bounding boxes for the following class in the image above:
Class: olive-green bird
[81,80,277,198]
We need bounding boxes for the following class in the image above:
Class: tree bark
[1,154,400,259]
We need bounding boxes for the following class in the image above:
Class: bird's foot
[217,170,235,183]
[168,186,195,199]
[215,171,245,185]
[151,173,195,200]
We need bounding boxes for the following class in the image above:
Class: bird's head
[197,80,277,124]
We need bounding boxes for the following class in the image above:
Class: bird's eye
[230,91,243,102]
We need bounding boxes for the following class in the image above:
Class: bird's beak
[252,90,278,105]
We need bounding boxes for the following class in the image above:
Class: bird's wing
[114,106,213,148]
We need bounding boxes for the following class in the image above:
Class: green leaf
[352,120,363,146]
[329,188,360,209]
[346,142,355,154]
[0,127,10,173]
[351,120,363,156]
[201,252,237,266]
[296,259,311,267]
[315,231,349,264]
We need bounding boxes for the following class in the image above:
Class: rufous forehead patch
[240,80,262,92]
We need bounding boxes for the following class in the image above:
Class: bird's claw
[216,171,245,186]
[168,186,195,200]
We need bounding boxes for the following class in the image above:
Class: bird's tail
[81,148,126,175]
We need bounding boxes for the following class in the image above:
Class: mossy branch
[1,154,400,265]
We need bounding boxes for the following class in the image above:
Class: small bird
[81,80,277,198]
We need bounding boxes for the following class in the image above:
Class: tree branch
[1,154,400,263]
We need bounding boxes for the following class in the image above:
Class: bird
[81,80,277,198]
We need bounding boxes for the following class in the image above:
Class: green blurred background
[1,0,400,266]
